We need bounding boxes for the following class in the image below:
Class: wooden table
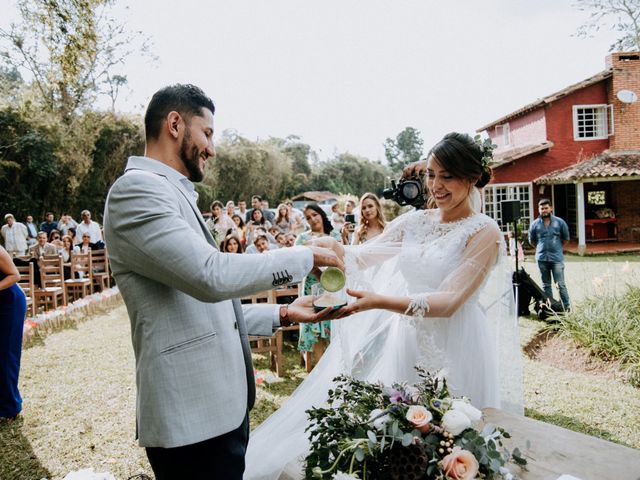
[483,408,640,480]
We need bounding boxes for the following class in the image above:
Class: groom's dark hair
[144,84,215,140]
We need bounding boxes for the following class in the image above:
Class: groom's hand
[287,295,348,323]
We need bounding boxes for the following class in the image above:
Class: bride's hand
[340,288,381,315]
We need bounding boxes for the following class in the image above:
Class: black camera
[382,177,427,208]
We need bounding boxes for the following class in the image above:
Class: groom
[103,84,344,480]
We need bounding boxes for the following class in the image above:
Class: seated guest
[56,213,78,236]
[254,234,270,254]
[231,214,247,247]
[221,233,244,254]
[29,231,58,258]
[268,225,281,237]
[48,229,63,249]
[246,208,271,245]
[75,210,104,247]
[67,227,77,244]
[59,235,80,263]
[284,232,297,247]
[58,235,80,279]
[79,233,93,254]
[40,212,58,236]
[274,232,287,248]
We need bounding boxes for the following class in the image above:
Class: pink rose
[442,447,479,480]
[405,405,433,433]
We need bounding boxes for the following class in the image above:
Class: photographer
[382,160,429,209]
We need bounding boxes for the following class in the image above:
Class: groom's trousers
[145,412,250,480]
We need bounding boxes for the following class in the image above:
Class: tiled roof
[491,142,554,168]
[535,150,640,184]
[291,191,338,202]
[477,69,613,132]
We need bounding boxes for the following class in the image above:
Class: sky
[0,0,623,162]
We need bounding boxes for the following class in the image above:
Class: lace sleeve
[407,221,501,318]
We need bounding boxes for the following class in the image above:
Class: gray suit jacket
[103,156,312,448]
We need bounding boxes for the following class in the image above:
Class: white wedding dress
[245,206,523,480]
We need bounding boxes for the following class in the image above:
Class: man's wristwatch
[279,304,294,327]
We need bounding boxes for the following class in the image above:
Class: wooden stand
[483,408,640,479]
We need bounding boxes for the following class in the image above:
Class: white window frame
[483,183,533,233]
[495,123,511,146]
[572,104,613,140]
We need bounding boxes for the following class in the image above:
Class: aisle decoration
[305,368,526,479]
[23,287,122,346]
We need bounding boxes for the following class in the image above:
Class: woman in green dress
[295,204,341,372]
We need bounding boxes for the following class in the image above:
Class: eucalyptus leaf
[402,433,413,447]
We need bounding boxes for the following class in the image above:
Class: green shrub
[554,284,640,385]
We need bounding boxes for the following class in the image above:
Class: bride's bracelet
[405,294,430,318]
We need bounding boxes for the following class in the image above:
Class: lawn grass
[1,257,639,479]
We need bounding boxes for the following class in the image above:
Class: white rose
[451,400,482,425]
[368,408,390,431]
[441,409,472,435]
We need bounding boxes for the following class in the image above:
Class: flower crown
[473,135,495,168]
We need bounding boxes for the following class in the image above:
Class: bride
[245,132,523,479]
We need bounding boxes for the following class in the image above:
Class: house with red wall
[477,52,640,253]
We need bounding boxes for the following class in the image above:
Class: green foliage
[0,105,143,221]
[197,132,392,208]
[574,0,640,51]
[305,369,523,479]
[383,126,424,174]
[310,153,390,198]
[73,113,144,216]
[553,283,640,385]
[0,0,153,119]
[198,133,293,210]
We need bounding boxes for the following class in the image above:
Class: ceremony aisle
[0,304,149,480]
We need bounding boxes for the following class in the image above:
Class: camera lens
[401,182,420,200]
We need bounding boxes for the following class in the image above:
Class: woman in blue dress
[0,245,27,419]
[295,204,342,372]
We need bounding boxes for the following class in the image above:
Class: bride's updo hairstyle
[427,132,493,188]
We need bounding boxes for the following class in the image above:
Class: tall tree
[383,126,424,174]
[574,0,640,51]
[0,66,24,106]
[0,0,153,121]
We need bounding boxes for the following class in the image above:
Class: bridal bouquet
[305,368,526,479]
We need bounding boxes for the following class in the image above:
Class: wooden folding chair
[271,284,301,373]
[15,262,36,317]
[64,252,92,302]
[245,290,284,376]
[34,255,66,311]
[90,249,111,292]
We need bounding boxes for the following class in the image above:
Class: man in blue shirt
[528,198,571,310]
